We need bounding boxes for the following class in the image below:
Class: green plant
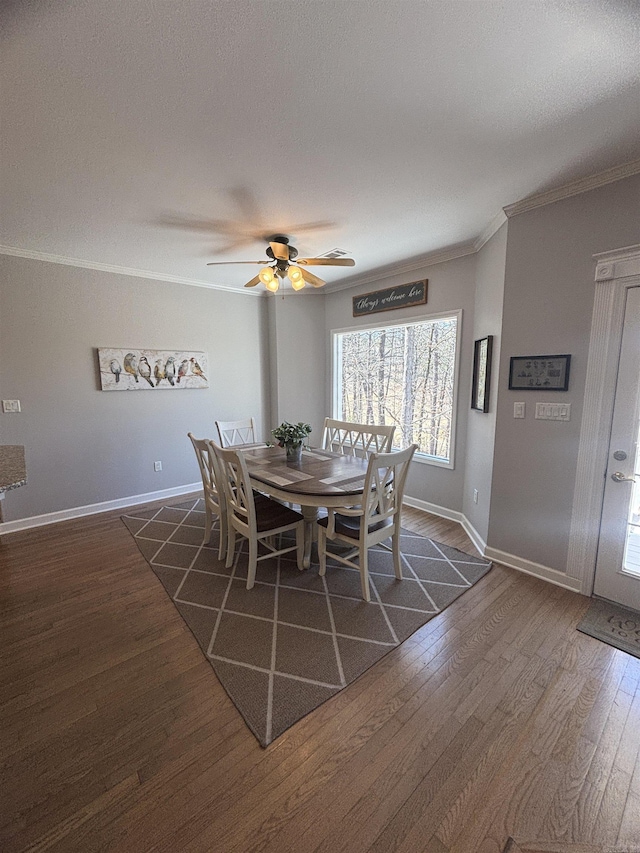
[271,421,312,448]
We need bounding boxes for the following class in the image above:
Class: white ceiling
[2,1,639,292]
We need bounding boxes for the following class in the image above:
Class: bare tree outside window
[335,316,458,462]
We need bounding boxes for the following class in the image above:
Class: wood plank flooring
[1,497,639,852]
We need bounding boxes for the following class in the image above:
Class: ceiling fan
[206,234,355,292]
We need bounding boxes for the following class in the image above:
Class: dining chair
[210,442,305,589]
[317,443,418,601]
[322,417,396,459]
[187,433,228,561]
[215,417,257,448]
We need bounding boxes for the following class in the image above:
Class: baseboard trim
[460,517,487,557]
[404,496,582,592]
[0,483,202,535]
[404,495,464,524]
[484,546,583,593]
[404,496,488,556]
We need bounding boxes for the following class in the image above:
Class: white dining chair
[322,417,396,459]
[187,433,228,561]
[317,444,418,601]
[210,442,305,589]
[215,417,257,448]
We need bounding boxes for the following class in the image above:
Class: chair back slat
[211,443,255,529]
[322,418,395,459]
[188,433,229,561]
[216,417,257,448]
[188,433,222,505]
[362,444,417,530]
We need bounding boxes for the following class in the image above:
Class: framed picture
[352,280,427,317]
[97,348,209,390]
[508,354,571,391]
[471,336,493,412]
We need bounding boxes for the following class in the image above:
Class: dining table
[241,444,371,568]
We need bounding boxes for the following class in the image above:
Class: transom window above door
[332,311,461,468]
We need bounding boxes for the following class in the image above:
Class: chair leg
[203,505,213,544]
[359,543,371,602]
[217,512,228,562]
[392,523,403,580]
[295,523,304,571]
[225,528,236,568]
[246,537,258,590]
[318,527,327,576]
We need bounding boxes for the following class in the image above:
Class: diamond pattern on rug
[122,501,492,747]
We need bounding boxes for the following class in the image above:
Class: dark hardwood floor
[1,497,639,852]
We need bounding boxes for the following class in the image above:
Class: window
[333,312,460,466]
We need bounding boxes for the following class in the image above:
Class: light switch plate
[535,402,571,421]
[513,402,525,419]
[2,400,21,413]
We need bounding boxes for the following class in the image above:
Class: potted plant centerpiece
[271,421,312,465]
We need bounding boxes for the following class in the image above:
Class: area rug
[122,498,492,747]
[577,597,640,660]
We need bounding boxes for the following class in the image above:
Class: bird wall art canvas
[97,349,209,391]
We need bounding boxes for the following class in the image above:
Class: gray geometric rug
[577,597,640,660]
[122,498,492,747]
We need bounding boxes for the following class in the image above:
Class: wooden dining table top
[240,444,370,499]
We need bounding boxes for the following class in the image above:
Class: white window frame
[331,309,463,469]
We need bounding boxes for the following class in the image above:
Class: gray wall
[3,174,639,576]
[323,255,477,513]
[489,174,640,571]
[0,256,269,521]
[267,293,327,444]
[462,223,507,542]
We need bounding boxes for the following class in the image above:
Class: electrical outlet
[2,400,21,413]
[154,461,162,472]
[473,489,478,504]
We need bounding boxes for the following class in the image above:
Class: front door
[594,285,640,610]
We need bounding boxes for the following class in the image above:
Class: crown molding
[503,158,640,218]
[3,160,638,295]
[0,245,260,295]
[473,210,508,252]
[326,241,478,293]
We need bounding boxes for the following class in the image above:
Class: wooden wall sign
[352,280,428,317]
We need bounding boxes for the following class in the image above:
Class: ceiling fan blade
[301,268,326,288]
[244,274,262,288]
[269,241,290,261]
[283,220,336,234]
[297,258,355,266]
[206,260,267,266]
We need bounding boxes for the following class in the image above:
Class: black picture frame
[471,335,493,413]
[508,354,571,391]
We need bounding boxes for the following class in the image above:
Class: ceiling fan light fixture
[288,264,303,284]
[290,278,305,291]
[265,277,280,293]
[259,266,276,286]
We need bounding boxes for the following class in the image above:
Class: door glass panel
[623,412,640,576]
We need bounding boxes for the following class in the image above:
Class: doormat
[122,499,492,747]
[577,597,640,660]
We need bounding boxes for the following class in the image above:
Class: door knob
[611,471,637,483]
